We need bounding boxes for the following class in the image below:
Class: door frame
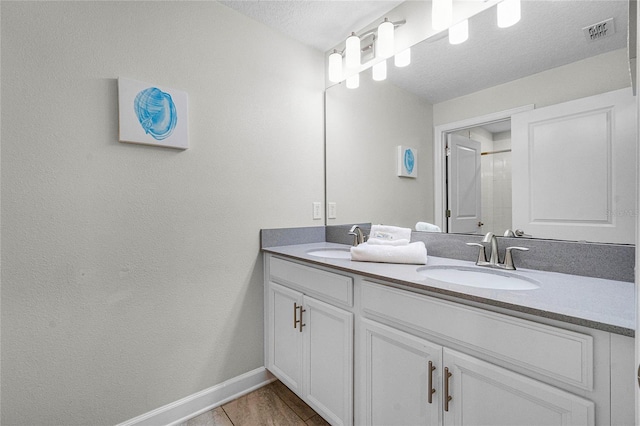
[433,104,534,231]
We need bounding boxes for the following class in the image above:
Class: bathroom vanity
[262,238,634,426]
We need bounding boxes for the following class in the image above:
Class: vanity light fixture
[448,19,469,44]
[377,18,395,58]
[329,19,406,85]
[345,32,361,68]
[394,48,411,67]
[497,0,521,28]
[372,60,387,81]
[328,49,343,83]
[346,73,360,89]
[432,0,453,31]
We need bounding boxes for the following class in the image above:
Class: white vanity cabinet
[360,318,595,426]
[355,280,624,426]
[263,251,634,426]
[265,256,354,426]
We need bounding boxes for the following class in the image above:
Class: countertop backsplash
[262,224,635,283]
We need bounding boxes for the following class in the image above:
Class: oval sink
[417,265,539,290]
[306,247,351,259]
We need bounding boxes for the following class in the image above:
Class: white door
[267,282,303,393]
[511,88,636,243]
[303,296,353,426]
[442,349,594,426]
[359,318,441,426]
[447,134,482,234]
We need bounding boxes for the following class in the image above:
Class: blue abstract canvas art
[134,87,177,140]
[397,146,418,178]
[118,78,188,149]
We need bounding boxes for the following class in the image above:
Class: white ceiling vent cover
[583,18,615,42]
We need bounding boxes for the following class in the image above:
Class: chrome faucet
[466,232,529,270]
[348,225,367,246]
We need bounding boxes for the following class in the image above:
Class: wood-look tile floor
[180,381,330,426]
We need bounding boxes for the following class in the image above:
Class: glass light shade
[345,33,361,68]
[497,0,521,28]
[394,48,411,67]
[432,0,453,31]
[346,73,359,89]
[449,19,468,45]
[328,51,343,83]
[377,19,394,59]
[372,60,387,81]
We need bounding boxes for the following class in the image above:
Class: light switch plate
[328,202,337,219]
[313,202,322,220]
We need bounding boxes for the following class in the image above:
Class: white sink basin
[306,247,351,259]
[417,265,540,290]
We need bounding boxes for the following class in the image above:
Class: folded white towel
[367,238,410,246]
[369,225,412,242]
[415,222,442,233]
[350,241,427,265]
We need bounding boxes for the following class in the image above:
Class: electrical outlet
[328,202,337,219]
[313,202,322,220]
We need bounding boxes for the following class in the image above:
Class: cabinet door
[303,296,353,426]
[359,318,441,426]
[442,348,594,426]
[267,282,303,393]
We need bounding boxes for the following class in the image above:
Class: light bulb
[345,32,361,68]
[432,0,453,31]
[449,19,468,45]
[497,0,521,28]
[346,73,359,89]
[372,60,387,81]
[328,50,343,83]
[394,48,411,68]
[377,18,394,59]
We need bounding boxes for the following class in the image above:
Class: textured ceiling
[219,0,403,52]
[391,0,629,103]
[220,1,629,103]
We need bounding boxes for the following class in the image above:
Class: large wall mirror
[326,0,636,244]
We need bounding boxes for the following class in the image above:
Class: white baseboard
[117,367,276,426]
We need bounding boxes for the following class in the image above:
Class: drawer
[361,281,593,390]
[269,256,353,307]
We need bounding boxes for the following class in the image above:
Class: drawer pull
[428,361,436,404]
[444,367,453,412]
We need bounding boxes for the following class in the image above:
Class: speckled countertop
[263,242,635,337]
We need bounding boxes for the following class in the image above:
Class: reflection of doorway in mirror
[448,120,512,235]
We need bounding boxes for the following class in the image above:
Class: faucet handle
[466,242,488,265]
[502,246,529,270]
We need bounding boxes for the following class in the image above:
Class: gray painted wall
[326,74,434,228]
[1,2,324,424]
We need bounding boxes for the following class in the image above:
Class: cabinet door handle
[444,367,452,412]
[428,361,436,404]
[293,302,300,329]
[298,305,306,332]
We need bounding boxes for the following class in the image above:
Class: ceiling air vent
[583,18,615,42]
